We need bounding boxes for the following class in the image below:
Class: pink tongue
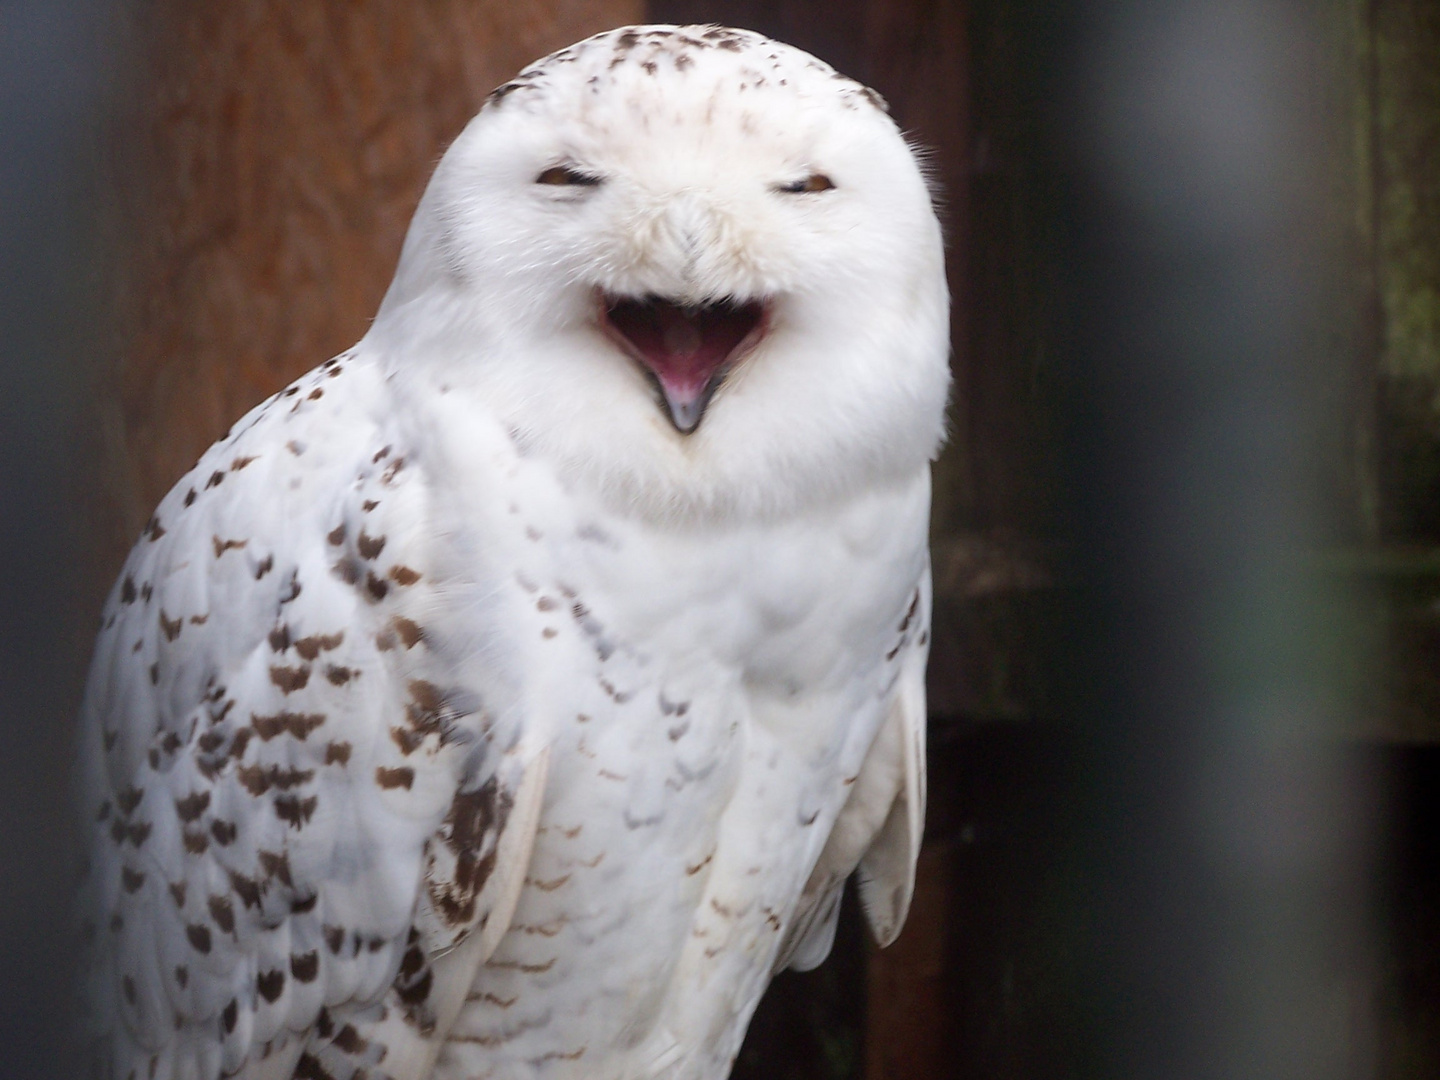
[606,298,762,427]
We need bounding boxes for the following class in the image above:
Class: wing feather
[77,353,546,1080]
[775,569,930,971]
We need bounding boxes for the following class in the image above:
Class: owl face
[373,27,950,521]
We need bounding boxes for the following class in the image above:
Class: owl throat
[602,294,767,434]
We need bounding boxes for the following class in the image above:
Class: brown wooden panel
[98,0,642,567]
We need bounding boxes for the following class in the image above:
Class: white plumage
[76,25,949,1080]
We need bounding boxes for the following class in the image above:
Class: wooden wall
[97,0,643,567]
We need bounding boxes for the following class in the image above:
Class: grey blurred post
[1057,1,1375,1076]
[0,1,117,1076]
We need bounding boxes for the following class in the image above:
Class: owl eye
[776,174,835,194]
[536,165,603,187]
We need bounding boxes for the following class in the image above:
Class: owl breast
[417,425,930,1079]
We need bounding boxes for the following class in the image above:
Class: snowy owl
[76,24,949,1080]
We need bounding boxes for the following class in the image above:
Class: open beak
[601,294,767,433]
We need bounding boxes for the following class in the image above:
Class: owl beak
[602,295,766,434]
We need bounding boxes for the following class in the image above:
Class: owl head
[369,26,950,522]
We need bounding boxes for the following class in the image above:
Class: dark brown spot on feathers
[333,557,362,585]
[899,589,919,632]
[269,665,310,694]
[392,617,423,648]
[251,711,324,740]
[324,741,351,765]
[174,791,210,822]
[253,554,273,579]
[149,663,159,685]
[428,776,513,927]
[208,895,235,934]
[275,794,319,828]
[290,951,318,983]
[388,564,421,586]
[396,967,433,1008]
[205,471,225,489]
[365,572,389,601]
[212,536,246,557]
[391,726,423,755]
[291,892,317,913]
[324,665,354,686]
[401,679,470,747]
[323,926,345,954]
[121,575,136,604]
[183,488,197,507]
[357,531,385,560]
[293,631,343,661]
[362,499,379,512]
[183,830,209,854]
[293,1053,333,1080]
[488,81,526,104]
[333,1023,369,1055]
[210,819,236,846]
[307,388,323,401]
[122,867,146,892]
[186,924,212,953]
[174,965,187,988]
[237,763,314,796]
[230,455,255,471]
[326,524,346,546]
[221,997,236,1032]
[686,852,713,875]
[167,881,187,907]
[116,786,144,814]
[280,572,302,604]
[256,968,285,1002]
[145,516,166,541]
[372,445,391,463]
[260,849,291,881]
[376,766,414,790]
[228,872,260,909]
[268,625,290,652]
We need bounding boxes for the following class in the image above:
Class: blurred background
[1,0,1436,1076]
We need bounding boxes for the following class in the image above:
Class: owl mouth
[601,294,767,434]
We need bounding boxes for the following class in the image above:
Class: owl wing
[776,570,930,972]
[76,357,549,1080]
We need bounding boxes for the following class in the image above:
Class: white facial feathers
[370,25,950,524]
